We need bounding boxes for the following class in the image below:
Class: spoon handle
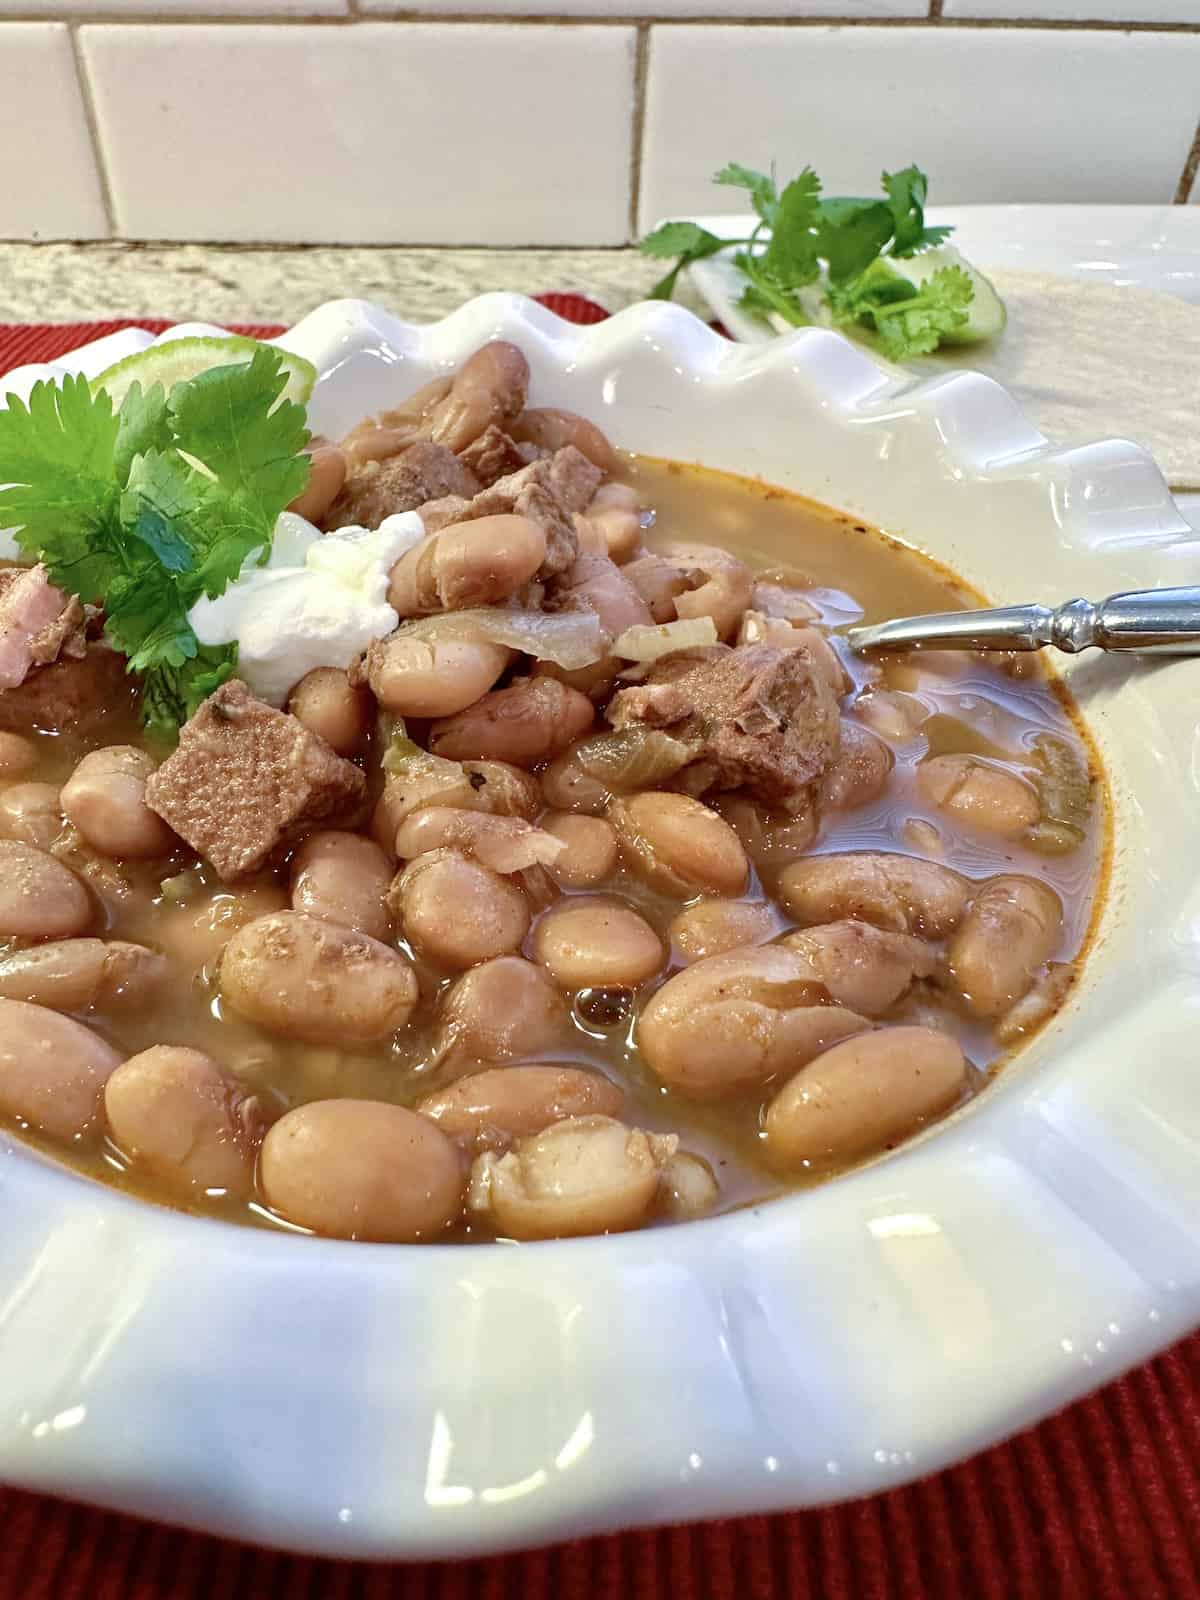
[846,587,1200,656]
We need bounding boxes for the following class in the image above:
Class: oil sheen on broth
[0,454,1106,1242]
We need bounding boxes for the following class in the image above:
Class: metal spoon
[845,586,1200,657]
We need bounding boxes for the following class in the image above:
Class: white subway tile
[947,0,1196,19]
[0,24,108,241]
[363,0,921,13]
[640,25,1200,230]
[0,0,345,14]
[81,23,634,245]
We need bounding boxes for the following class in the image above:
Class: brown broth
[1,455,1109,1238]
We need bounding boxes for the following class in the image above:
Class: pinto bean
[551,550,651,637]
[287,443,348,525]
[418,1065,624,1154]
[540,743,609,815]
[0,998,121,1139]
[155,880,289,974]
[948,875,1063,1017]
[387,515,546,615]
[512,407,616,473]
[61,746,177,859]
[0,938,165,1012]
[778,852,970,938]
[371,758,540,853]
[429,678,594,767]
[608,791,748,899]
[260,1100,464,1242]
[287,667,372,757]
[854,687,928,742]
[819,723,894,812]
[428,342,529,453]
[532,897,664,990]
[764,1026,968,1171]
[581,481,643,563]
[781,921,939,1017]
[715,795,818,873]
[394,808,563,874]
[290,831,393,941]
[994,961,1077,1044]
[365,634,513,719]
[636,945,870,1098]
[658,541,753,641]
[659,1151,720,1220]
[623,554,697,623]
[0,839,91,939]
[220,910,418,1044]
[434,956,569,1066]
[340,376,453,468]
[393,849,529,969]
[0,782,63,849]
[105,1046,266,1198]
[541,812,619,888]
[669,898,777,964]
[467,1115,676,1240]
[917,754,1041,839]
[0,732,36,782]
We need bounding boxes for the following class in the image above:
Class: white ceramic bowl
[1,296,1198,1560]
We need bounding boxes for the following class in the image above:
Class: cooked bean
[463,762,543,820]
[394,808,563,874]
[0,998,120,1139]
[624,553,697,623]
[901,818,943,855]
[917,754,1040,839]
[287,443,348,525]
[0,782,63,849]
[820,723,894,812]
[541,744,609,815]
[608,792,748,898]
[394,849,529,969]
[659,1151,719,1220]
[752,581,820,623]
[260,1100,463,1242]
[387,514,546,615]
[994,961,1077,1044]
[716,794,818,872]
[220,910,418,1044]
[541,812,619,888]
[512,407,616,473]
[778,852,970,938]
[0,839,90,939]
[948,875,1062,1017]
[428,341,529,453]
[763,1026,968,1172]
[434,956,568,1066]
[467,1115,675,1240]
[429,678,594,767]
[61,746,177,859]
[287,667,372,756]
[552,550,651,637]
[0,938,165,1012]
[636,945,869,1098]
[0,732,35,781]
[532,897,664,990]
[340,376,453,468]
[854,687,928,742]
[669,898,777,964]
[156,880,289,974]
[290,831,393,941]
[418,1065,624,1153]
[657,541,753,641]
[365,635,512,719]
[372,757,540,853]
[781,921,938,1017]
[105,1046,265,1198]
[581,482,643,563]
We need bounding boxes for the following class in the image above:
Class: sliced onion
[612,616,717,662]
[573,727,697,791]
[398,608,606,669]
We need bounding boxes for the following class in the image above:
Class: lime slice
[884,244,1007,344]
[90,335,317,408]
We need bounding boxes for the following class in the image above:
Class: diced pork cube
[325,442,481,530]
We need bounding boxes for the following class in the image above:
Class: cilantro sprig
[639,162,984,360]
[0,347,310,737]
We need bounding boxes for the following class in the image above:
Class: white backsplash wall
[1,10,1197,243]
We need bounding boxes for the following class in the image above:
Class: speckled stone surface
[0,242,704,325]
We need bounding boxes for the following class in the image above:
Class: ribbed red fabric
[1,311,1198,1597]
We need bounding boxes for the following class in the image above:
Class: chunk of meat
[455,426,530,487]
[145,679,365,881]
[0,565,79,689]
[324,441,481,530]
[545,549,652,638]
[437,448,604,581]
[0,642,132,734]
[607,644,841,810]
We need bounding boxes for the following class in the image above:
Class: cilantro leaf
[828,260,974,359]
[121,449,199,575]
[733,252,810,328]
[114,381,172,482]
[882,166,951,257]
[714,162,779,226]
[816,198,895,283]
[140,644,238,739]
[639,221,724,261]
[761,170,822,285]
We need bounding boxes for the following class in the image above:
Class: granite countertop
[0,242,694,325]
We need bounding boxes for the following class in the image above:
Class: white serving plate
[1,295,1198,1560]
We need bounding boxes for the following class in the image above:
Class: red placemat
[1,309,1198,1599]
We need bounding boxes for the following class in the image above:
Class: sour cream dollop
[188,511,424,706]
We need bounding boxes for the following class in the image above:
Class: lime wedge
[90,335,317,408]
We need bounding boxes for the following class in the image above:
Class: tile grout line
[928,0,943,18]
[1174,118,1200,203]
[3,13,1200,29]
[66,23,118,239]
[627,22,650,243]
